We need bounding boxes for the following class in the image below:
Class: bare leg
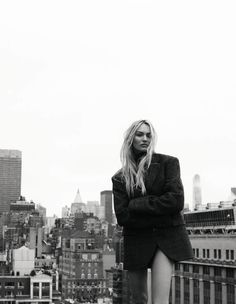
[128,268,148,304]
[151,249,173,304]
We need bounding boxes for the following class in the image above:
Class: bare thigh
[151,249,174,304]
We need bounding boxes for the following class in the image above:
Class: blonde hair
[120,119,157,196]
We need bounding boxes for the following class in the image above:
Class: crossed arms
[111,157,184,228]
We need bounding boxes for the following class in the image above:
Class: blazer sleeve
[112,176,156,228]
[112,176,131,227]
[128,157,184,215]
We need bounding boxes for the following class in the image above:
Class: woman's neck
[132,147,147,163]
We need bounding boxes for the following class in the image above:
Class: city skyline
[0,1,236,216]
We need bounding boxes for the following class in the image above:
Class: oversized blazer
[112,153,193,270]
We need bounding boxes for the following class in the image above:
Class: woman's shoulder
[152,152,179,163]
[111,169,124,183]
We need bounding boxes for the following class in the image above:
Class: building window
[226,250,230,260]
[184,278,190,303]
[218,249,221,259]
[203,249,206,258]
[230,250,234,260]
[214,249,217,259]
[18,282,24,288]
[193,265,199,273]
[5,282,15,288]
[226,268,234,278]
[215,283,222,304]
[5,290,14,297]
[227,284,235,304]
[207,249,210,259]
[203,266,210,275]
[42,282,50,298]
[33,282,39,298]
[183,264,189,272]
[175,276,180,304]
[193,279,199,304]
[214,267,222,277]
[196,249,199,257]
[65,239,70,248]
[203,281,210,304]
[175,263,180,271]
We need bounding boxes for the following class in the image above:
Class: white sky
[0,1,236,217]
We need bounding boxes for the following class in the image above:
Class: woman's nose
[143,135,148,141]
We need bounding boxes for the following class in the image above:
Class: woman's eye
[135,132,151,138]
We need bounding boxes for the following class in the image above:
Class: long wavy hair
[120,119,157,197]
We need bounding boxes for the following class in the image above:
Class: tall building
[231,188,236,196]
[229,187,236,201]
[59,230,107,302]
[193,174,202,210]
[0,149,22,213]
[100,191,113,224]
[61,205,70,218]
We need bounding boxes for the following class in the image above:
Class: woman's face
[132,123,151,152]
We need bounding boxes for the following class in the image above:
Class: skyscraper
[100,190,113,224]
[0,149,22,213]
[193,174,202,210]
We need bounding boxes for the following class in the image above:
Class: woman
[111,120,193,304]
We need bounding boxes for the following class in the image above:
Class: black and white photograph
[0,1,236,303]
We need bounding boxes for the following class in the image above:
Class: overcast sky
[0,1,236,217]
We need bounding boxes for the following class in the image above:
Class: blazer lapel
[145,162,161,190]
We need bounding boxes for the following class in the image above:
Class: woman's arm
[128,157,184,215]
[112,176,157,228]
[112,176,131,227]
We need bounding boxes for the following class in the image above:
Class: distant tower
[100,190,113,224]
[71,188,86,215]
[193,174,202,210]
[0,149,22,213]
[36,204,47,225]
[230,188,236,201]
[61,205,70,218]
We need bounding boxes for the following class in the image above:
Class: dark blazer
[112,153,193,270]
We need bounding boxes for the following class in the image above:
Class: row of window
[173,278,235,304]
[63,253,99,260]
[33,282,50,298]
[192,248,235,260]
[67,281,106,287]
[1,291,23,297]
[80,274,98,279]
[0,282,24,288]
[175,263,235,278]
